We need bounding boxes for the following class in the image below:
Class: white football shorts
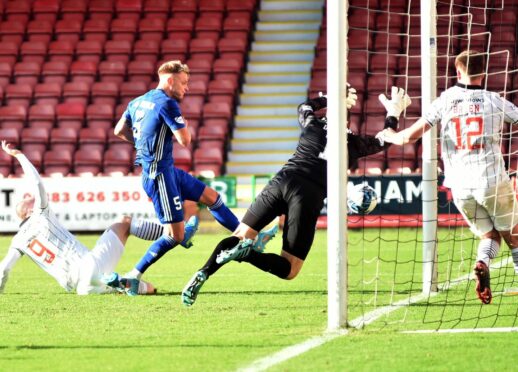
[76,229,124,295]
[452,180,518,237]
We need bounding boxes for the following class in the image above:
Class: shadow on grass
[154,289,327,296]
[3,343,285,351]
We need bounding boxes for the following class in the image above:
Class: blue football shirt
[124,89,186,178]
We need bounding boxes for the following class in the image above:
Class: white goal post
[326,0,440,330]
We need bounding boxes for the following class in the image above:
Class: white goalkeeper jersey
[1,154,88,292]
[424,82,518,189]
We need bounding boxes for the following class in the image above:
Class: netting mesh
[340,0,518,331]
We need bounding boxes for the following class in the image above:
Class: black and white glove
[378,86,411,119]
[318,83,358,110]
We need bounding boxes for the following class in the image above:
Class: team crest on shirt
[175,116,185,124]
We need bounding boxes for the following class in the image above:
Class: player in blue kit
[107,61,240,295]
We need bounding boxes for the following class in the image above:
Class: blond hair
[455,50,485,77]
[157,60,190,76]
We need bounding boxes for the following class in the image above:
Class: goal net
[335,0,518,331]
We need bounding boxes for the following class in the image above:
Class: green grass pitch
[1,229,518,371]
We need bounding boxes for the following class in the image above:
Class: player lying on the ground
[0,141,175,295]
[181,85,408,306]
[376,50,518,304]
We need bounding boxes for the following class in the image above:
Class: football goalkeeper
[181,86,411,306]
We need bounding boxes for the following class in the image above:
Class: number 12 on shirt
[452,116,484,150]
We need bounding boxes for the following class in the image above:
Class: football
[347,184,378,215]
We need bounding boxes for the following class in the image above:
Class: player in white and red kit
[0,141,161,295]
[377,50,518,304]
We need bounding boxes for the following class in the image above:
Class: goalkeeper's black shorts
[242,170,325,260]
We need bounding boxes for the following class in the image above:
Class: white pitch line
[238,256,513,371]
[237,329,348,372]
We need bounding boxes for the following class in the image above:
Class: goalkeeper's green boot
[216,238,254,264]
[182,270,207,307]
[253,224,278,252]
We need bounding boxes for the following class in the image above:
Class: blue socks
[208,195,239,232]
[135,235,177,274]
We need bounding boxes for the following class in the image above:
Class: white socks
[130,218,164,241]
[476,239,500,267]
[511,248,518,274]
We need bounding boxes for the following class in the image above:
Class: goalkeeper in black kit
[181,86,411,306]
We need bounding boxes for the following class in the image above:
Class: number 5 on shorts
[173,196,182,210]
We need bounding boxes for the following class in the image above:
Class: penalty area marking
[238,256,513,372]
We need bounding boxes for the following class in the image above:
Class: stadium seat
[0,20,26,44]
[180,101,203,121]
[171,0,197,16]
[166,17,194,41]
[48,41,76,64]
[133,39,160,63]
[28,104,56,130]
[74,148,104,176]
[189,38,217,61]
[86,104,115,131]
[173,146,192,172]
[207,79,237,105]
[32,0,60,22]
[0,105,27,131]
[13,62,41,87]
[49,127,78,153]
[348,29,372,50]
[0,62,12,89]
[120,81,148,105]
[21,127,50,153]
[127,60,155,84]
[78,127,107,153]
[103,148,133,175]
[115,0,143,21]
[213,58,243,81]
[223,14,252,34]
[187,80,208,99]
[56,102,85,130]
[356,154,386,175]
[75,40,104,63]
[83,19,110,42]
[43,149,73,177]
[99,61,126,84]
[0,128,20,147]
[70,61,98,84]
[203,102,232,121]
[161,38,189,62]
[0,150,13,177]
[199,0,225,15]
[60,0,88,21]
[89,0,115,22]
[33,83,62,106]
[41,61,69,85]
[226,0,256,14]
[185,58,212,83]
[139,17,166,41]
[91,82,119,106]
[198,125,227,145]
[0,41,19,67]
[143,0,171,20]
[104,40,132,64]
[110,18,138,42]
[15,150,43,175]
[218,37,248,57]
[55,20,83,43]
[26,20,54,42]
[63,81,91,106]
[107,129,134,153]
[195,16,222,40]
[348,7,376,28]
[5,2,31,23]
[5,84,33,109]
